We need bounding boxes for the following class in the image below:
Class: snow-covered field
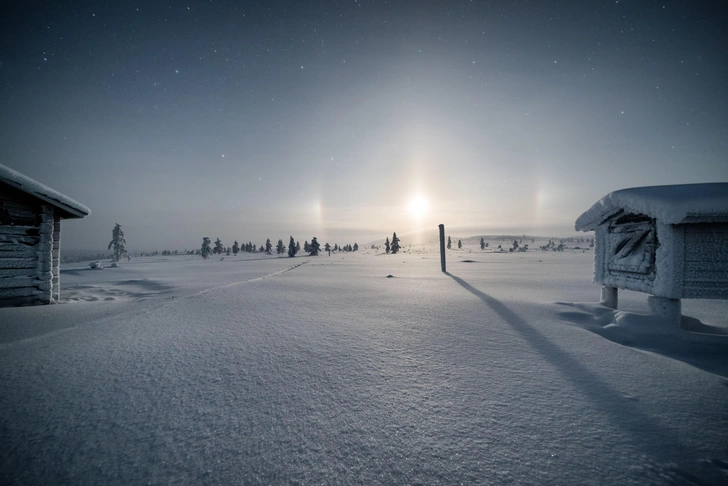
[1,247,727,484]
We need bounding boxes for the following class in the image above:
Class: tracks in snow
[190,260,309,298]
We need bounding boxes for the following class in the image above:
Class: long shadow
[444,271,718,482]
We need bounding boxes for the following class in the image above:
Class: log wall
[0,183,55,306]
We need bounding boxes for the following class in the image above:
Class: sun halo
[407,195,430,220]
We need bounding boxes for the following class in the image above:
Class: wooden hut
[575,183,728,325]
[0,164,90,307]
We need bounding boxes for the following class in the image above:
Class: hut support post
[438,224,446,272]
[52,215,61,303]
[648,296,681,327]
[601,286,618,309]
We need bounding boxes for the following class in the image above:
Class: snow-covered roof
[0,163,91,219]
[575,183,728,231]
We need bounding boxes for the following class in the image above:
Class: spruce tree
[276,239,286,254]
[233,241,240,255]
[309,237,321,256]
[304,240,310,253]
[353,243,358,251]
[458,239,462,249]
[385,237,390,254]
[213,238,224,254]
[265,238,273,254]
[391,232,401,254]
[295,241,301,253]
[288,236,298,257]
[324,242,331,253]
[108,223,129,262]
[201,237,212,259]
[480,237,485,250]
[447,236,452,249]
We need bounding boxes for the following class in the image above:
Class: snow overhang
[0,163,91,219]
[575,182,728,232]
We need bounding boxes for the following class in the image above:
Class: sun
[407,195,430,219]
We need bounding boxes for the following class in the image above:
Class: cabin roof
[0,163,91,219]
[575,182,728,231]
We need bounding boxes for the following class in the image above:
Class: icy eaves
[575,183,728,231]
[0,163,91,218]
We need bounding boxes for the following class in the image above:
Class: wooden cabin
[575,183,728,325]
[0,164,90,307]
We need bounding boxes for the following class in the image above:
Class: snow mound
[575,183,728,231]
[555,302,728,378]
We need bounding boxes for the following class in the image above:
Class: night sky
[1,1,727,250]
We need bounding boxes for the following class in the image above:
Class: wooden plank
[0,247,37,259]
[0,286,43,299]
[0,241,37,251]
[0,294,41,307]
[683,287,728,299]
[7,209,36,219]
[0,225,40,236]
[0,199,36,210]
[684,262,728,279]
[0,258,36,269]
[0,234,40,245]
[0,268,35,278]
[0,276,40,289]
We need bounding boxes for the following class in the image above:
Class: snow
[575,183,728,231]
[1,247,727,484]
[0,163,91,218]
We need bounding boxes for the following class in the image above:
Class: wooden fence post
[439,224,446,272]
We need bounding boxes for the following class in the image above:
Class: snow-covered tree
[324,242,331,254]
[108,223,129,262]
[232,241,239,255]
[447,236,452,249]
[512,239,519,251]
[259,245,264,253]
[391,232,401,254]
[353,243,358,251]
[480,237,485,250]
[288,236,298,257]
[213,238,224,254]
[385,237,390,254]
[458,239,462,249]
[295,241,301,253]
[309,237,320,256]
[304,241,310,253]
[276,239,286,254]
[265,238,273,254]
[201,237,212,259]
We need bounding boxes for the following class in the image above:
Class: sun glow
[407,195,430,220]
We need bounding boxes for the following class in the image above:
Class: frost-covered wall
[0,164,89,307]
[682,223,728,299]
[0,185,54,306]
[576,183,728,314]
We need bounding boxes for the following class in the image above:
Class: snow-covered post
[52,214,61,303]
[37,204,54,304]
[439,224,446,272]
[648,296,681,327]
[601,286,618,309]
